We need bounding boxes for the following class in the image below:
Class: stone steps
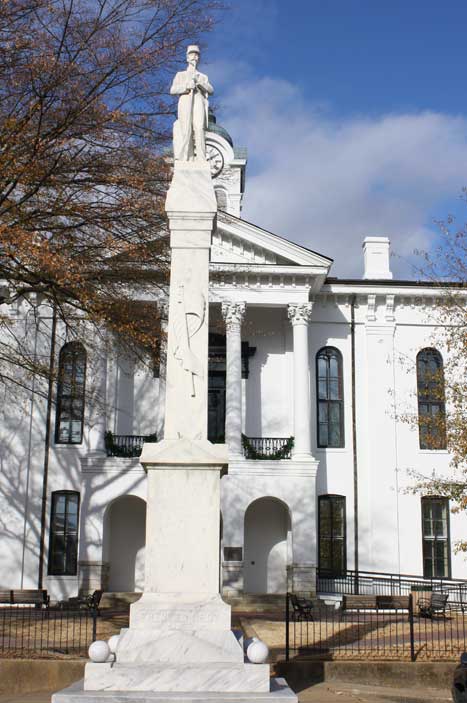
[223,594,285,614]
[100,592,286,614]
[100,592,142,609]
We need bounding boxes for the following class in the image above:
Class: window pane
[329,403,340,423]
[318,357,327,378]
[329,380,339,400]
[328,423,341,448]
[329,356,338,378]
[319,403,328,422]
[318,424,328,447]
[318,379,328,400]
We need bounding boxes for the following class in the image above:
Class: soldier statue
[170,45,214,161]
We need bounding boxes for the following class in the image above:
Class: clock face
[206,143,224,178]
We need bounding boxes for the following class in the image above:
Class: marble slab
[165,161,217,215]
[84,663,270,693]
[116,628,244,664]
[53,677,297,703]
[140,439,228,468]
[129,593,232,631]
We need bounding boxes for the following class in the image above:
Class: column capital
[222,301,246,331]
[287,302,313,326]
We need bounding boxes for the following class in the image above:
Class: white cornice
[323,282,459,298]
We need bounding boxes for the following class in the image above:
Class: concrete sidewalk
[298,680,451,702]
[0,682,453,703]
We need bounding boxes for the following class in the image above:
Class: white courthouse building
[0,115,465,602]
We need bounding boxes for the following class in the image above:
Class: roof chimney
[362,237,392,280]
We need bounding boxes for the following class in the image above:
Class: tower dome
[207,109,233,147]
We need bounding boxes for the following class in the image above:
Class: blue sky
[198,1,467,277]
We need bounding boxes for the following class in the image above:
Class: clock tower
[205,110,247,217]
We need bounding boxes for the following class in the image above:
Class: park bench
[376,595,410,610]
[341,595,410,612]
[418,591,450,618]
[289,593,314,621]
[0,589,49,608]
[341,595,377,611]
[61,589,103,614]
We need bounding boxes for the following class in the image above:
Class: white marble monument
[52,46,297,703]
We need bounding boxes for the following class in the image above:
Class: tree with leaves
[0,0,218,391]
[405,205,467,552]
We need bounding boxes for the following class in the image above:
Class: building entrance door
[244,497,290,594]
[104,496,146,592]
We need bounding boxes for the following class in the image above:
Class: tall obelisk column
[82,45,271,695]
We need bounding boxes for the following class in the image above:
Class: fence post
[92,608,97,643]
[408,593,415,662]
[285,593,290,661]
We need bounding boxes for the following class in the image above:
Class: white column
[89,335,108,453]
[288,303,313,460]
[222,301,246,458]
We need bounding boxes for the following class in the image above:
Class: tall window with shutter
[416,348,446,450]
[421,497,450,578]
[55,342,86,444]
[318,495,346,576]
[316,347,344,448]
[48,491,80,576]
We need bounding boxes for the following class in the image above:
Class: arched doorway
[104,496,146,592]
[243,497,291,594]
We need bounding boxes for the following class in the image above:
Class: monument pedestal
[79,439,271,695]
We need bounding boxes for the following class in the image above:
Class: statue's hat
[186,45,200,56]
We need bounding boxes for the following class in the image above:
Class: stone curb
[0,660,86,695]
[275,660,457,692]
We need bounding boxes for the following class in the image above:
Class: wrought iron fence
[105,432,157,458]
[317,569,467,604]
[0,606,97,657]
[286,592,467,662]
[242,436,294,460]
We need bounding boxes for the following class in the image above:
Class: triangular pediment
[211,211,332,270]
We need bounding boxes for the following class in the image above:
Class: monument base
[84,662,270,692]
[52,678,297,703]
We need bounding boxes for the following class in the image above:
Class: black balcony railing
[104,432,157,458]
[241,435,294,460]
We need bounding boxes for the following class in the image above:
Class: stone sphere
[246,638,269,664]
[88,640,110,663]
[107,635,120,654]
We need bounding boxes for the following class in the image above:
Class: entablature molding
[210,263,327,294]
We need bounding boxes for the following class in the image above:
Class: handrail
[317,568,467,600]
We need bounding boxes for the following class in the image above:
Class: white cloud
[216,75,467,277]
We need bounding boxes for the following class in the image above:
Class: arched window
[416,348,446,450]
[48,491,80,576]
[316,347,344,448]
[215,187,228,210]
[55,342,86,444]
[318,495,346,576]
[421,496,450,578]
